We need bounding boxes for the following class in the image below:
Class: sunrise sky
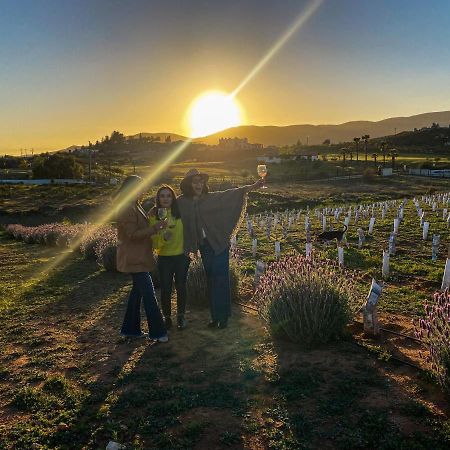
[1,0,450,154]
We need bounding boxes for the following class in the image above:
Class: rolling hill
[193,111,450,146]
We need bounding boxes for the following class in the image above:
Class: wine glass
[257,164,268,189]
[157,208,168,221]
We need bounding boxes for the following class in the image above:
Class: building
[218,137,263,150]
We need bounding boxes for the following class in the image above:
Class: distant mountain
[193,111,450,146]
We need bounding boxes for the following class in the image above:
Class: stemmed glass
[157,208,168,221]
[257,164,268,189]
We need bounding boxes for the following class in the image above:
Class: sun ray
[12,0,323,295]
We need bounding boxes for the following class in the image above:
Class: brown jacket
[116,203,156,273]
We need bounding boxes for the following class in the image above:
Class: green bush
[186,256,241,308]
[254,255,360,347]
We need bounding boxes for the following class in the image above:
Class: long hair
[112,175,143,214]
[180,179,209,197]
[151,184,181,218]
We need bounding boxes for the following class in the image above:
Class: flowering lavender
[186,255,242,308]
[414,289,450,390]
[93,226,118,272]
[5,222,119,272]
[254,255,361,346]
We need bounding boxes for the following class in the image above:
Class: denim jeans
[199,240,231,322]
[157,254,190,317]
[121,272,167,339]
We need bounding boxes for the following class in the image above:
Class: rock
[106,441,123,450]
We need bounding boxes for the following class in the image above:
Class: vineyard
[1,187,450,449]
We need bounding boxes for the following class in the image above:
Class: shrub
[363,168,377,182]
[94,226,118,272]
[414,290,450,390]
[186,255,242,308]
[254,255,360,347]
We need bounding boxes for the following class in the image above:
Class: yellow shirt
[149,211,184,256]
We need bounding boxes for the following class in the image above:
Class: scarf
[177,186,248,255]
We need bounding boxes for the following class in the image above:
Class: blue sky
[1,0,449,153]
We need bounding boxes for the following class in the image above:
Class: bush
[254,255,360,347]
[186,255,242,308]
[363,168,377,182]
[414,290,450,390]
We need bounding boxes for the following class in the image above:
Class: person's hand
[154,220,168,232]
[247,178,265,192]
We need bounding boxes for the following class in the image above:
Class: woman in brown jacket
[115,175,168,342]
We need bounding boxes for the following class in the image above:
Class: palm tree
[340,148,347,167]
[380,141,387,167]
[348,151,353,162]
[362,134,370,164]
[353,137,361,162]
[389,149,398,171]
[372,153,378,166]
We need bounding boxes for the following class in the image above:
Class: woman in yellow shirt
[149,185,190,330]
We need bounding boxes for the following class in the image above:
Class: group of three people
[115,169,262,342]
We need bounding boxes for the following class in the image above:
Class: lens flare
[12,0,323,297]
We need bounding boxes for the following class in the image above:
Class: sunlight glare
[188,91,243,137]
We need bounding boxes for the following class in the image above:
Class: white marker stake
[432,234,440,262]
[368,217,375,234]
[382,251,390,280]
[441,258,450,290]
[322,215,326,232]
[344,216,350,227]
[423,222,430,240]
[306,242,312,259]
[275,241,281,259]
[254,260,266,286]
[252,238,257,258]
[230,235,237,250]
[443,208,448,220]
[393,218,399,234]
[338,245,344,267]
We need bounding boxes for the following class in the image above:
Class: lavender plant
[186,255,242,308]
[254,255,360,346]
[94,226,118,272]
[414,290,450,390]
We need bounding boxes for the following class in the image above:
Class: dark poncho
[177,186,248,255]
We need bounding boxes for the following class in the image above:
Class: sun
[187,91,244,138]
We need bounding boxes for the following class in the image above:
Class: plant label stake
[382,250,390,280]
[252,238,257,258]
[357,228,365,249]
[322,215,327,232]
[431,234,440,262]
[393,218,399,234]
[230,235,237,250]
[344,216,350,227]
[441,246,450,290]
[368,217,375,234]
[254,260,266,286]
[275,241,281,259]
[363,279,383,337]
[381,208,386,220]
[388,233,396,256]
[423,222,430,240]
[443,208,448,220]
[337,244,344,267]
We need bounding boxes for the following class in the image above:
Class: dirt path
[0,235,450,449]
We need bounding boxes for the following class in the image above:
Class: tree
[353,137,360,161]
[362,134,370,164]
[322,139,331,146]
[340,148,347,167]
[380,141,387,166]
[389,149,398,170]
[32,154,83,179]
[372,153,378,166]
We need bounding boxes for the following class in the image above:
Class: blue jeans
[121,272,167,339]
[199,240,231,322]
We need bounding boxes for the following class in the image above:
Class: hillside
[194,111,450,146]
